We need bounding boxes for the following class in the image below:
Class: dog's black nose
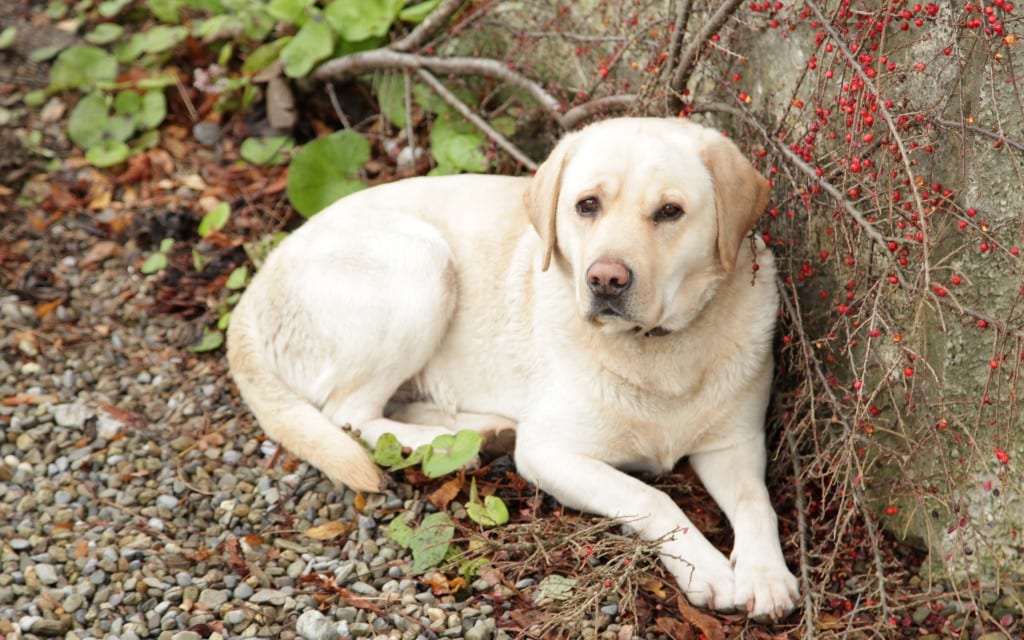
[587,259,632,297]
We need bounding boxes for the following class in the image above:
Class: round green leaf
[136,90,167,129]
[49,45,117,90]
[421,430,482,478]
[85,139,130,167]
[377,74,408,129]
[114,90,141,115]
[240,136,295,166]
[242,36,292,74]
[85,23,123,45]
[409,512,454,572]
[324,0,403,42]
[67,93,109,149]
[187,328,225,353]
[280,18,333,78]
[286,130,369,216]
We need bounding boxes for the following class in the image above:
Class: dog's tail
[225,316,387,494]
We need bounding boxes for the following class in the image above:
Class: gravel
[0,216,527,640]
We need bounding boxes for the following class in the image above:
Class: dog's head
[525,118,770,337]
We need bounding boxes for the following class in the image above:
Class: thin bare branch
[561,94,638,129]
[933,116,1024,154]
[312,50,563,120]
[415,68,538,170]
[390,0,467,53]
[670,0,745,94]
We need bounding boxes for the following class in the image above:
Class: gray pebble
[198,588,229,610]
[34,563,59,586]
[250,588,288,605]
[295,609,339,640]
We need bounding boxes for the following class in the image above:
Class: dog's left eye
[653,204,684,223]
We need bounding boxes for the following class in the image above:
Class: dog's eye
[653,204,684,223]
[576,197,600,217]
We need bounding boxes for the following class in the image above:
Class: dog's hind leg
[387,402,517,453]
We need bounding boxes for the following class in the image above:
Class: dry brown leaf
[675,595,725,640]
[80,241,120,268]
[74,539,90,559]
[303,521,350,541]
[655,616,695,639]
[35,299,62,319]
[428,476,463,510]
[639,576,669,599]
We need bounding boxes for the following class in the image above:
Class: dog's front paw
[664,552,736,612]
[733,559,799,622]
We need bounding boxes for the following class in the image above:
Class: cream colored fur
[227,117,799,620]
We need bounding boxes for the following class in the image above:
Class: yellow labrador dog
[227,117,799,620]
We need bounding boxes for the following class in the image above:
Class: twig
[390,0,467,53]
[666,0,694,73]
[313,50,563,121]
[324,82,352,129]
[561,94,638,129]
[785,428,816,640]
[933,116,1024,153]
[415,68,537,170]
[671,0,746,94]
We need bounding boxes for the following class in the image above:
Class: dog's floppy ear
[700,134,771,273]
[525,134,575,272]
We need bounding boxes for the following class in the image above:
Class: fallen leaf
[302,521,350,541]
[80,240,120,268]
[74,539,90,559]
[655,616,694,640]
[675,595,725,640]
[639,576,669,599]
[35,299,62,319]
[353,492,367,513]
[428,475,463,510]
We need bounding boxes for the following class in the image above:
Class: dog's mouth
[587,302,671,337]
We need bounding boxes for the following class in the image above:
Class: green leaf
[159,237,175,253]
[148,0,186,22]
[198,201,231,237]
[141,250,168,274]
[45,1,68,20]
[386,513,414,549]
[324,0,404,42]
[187,328,225,353]
[130,25,188,55]
[114,90,141,115]
[216,310,232,330]
[430,116,487,174]
[31,44,67,62]
[421,430,481,478]
[376,73,408,129]
[466,494,510,527]
[0,27,19,50]
[136,90,167,129]
[409,512,454,572]
[387,444,428,471]
[49,45,117,90]
[280,17,333,78]
[67,93,109,149]
[225,265,248,290]
[242,36,292,74]
[286,129,369,216]
[98,0,132,17]
[373,433,405,467]
[398,0,442,23]
[85,23,123,45]
[85,139,130,167]
[240,136,295,166]
[137,74,178,90]
[131,128,161,153]
[266,0,314,25]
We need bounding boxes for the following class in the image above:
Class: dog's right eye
[576,197,600,217]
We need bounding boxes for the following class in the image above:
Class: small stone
[199,588,229,610]
[464,621,492,640]
[295,610,339,640]
[34,563,60,586]
[348,622,372,637]
[233,582,254,600]
[63,593,86,613]
[250,588,288,605]
[29,617,71,637]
